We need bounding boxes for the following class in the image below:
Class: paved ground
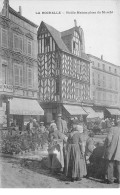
[0,156,119,188]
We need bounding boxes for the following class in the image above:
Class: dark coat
[56,118,68,134]
[104,125,120,161]
[85,137,95,157]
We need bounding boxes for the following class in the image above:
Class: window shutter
[19,67,23,86]
[2,29,7,48]
[2,65,7,84]
[14,34,19,50]
[28,40,32,55]
[28,68,32,88]
[19,36,23,52]
[14,66,19,86]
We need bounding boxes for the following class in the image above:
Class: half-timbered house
[38,21,91,123]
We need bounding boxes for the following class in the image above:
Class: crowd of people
[11,114,120,184]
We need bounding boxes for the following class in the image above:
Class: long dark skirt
[65,144,87,179]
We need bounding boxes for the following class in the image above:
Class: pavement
[0,147,48,162]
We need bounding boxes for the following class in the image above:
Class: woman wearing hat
[65,119,87,181]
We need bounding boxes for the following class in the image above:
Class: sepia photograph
[0,0,120,189]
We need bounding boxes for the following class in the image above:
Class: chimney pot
[74,19,77,27]
[101,55,103,60]
[19,6,22,15]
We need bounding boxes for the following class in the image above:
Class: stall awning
[63,104,87,115]
[10,98,44,115]
[107,108,120,116]
[83,107,96,115]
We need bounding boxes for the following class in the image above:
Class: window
[98,74,100,86]
[14,64,23,86]
[2,64,7,84]
[103,75,105,87]
[14,34,23,53]
[27,39,32,56]
[45,37,50,46]
[109,66,111,72]
[103,64,105,70]
[92,61,94,66]
[55,78,59,95]
[75,83,79,97]
[98,63,100,68]
[27,67,33,88]
[115,79,118,90]
[114,69,117,74]
[73,41,76,49]
[1,28,8,48]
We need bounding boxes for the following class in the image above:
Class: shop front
[9,98,44,131]
[105,108,120,122]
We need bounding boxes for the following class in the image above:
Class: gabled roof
[43,22,70,53]
[61,27,75,37]
[39,21,90,62]
[9,6,38,28]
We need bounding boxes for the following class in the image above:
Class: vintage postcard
[0,0,120,189]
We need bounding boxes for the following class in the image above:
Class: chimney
[19,6,22,15]
[101,55,103,60]
[74,19,77,27]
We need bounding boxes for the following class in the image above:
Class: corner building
[0,0,43,130]
[38,21,91,123]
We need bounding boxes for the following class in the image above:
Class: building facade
[38,21,91,123]
[0,0,43,129]
[88,54,120,118]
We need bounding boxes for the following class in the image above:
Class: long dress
[65,130,87,180]
[48,130,65,172]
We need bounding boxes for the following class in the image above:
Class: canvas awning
[63,104,87,115]
[83,107,96,115]
[107,108,120,116]
[10,98,44,115]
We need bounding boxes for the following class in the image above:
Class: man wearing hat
[103,119,120,184]
[56,113,68,134]
[39,121,46,134]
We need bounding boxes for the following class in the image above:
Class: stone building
[38,20,92,123]
[0,0,43,130]
[88,54,120,119]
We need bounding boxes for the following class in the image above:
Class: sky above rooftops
[9,0,120,66]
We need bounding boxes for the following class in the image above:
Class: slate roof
[42,22,90,62]
[61,27,75,37]
[9,6,38,28]
[44,22,70,53]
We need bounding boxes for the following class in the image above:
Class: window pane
[28,40,32,55]
[2,65,7,84]
[28,68,32,88]
[14,35,19,50]
[19,68,23,86]
[19,37,23,52]
[2,29,7,48]
[14,66,19,86]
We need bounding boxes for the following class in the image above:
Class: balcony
[0,84,13,94]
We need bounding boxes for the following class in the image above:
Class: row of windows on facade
[2,64,33,88]
[1,28,32,56]
[92,73,118,90]
[93,91,118,103]
[92,61,117,74]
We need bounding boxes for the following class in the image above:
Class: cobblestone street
[0,156,119,188]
